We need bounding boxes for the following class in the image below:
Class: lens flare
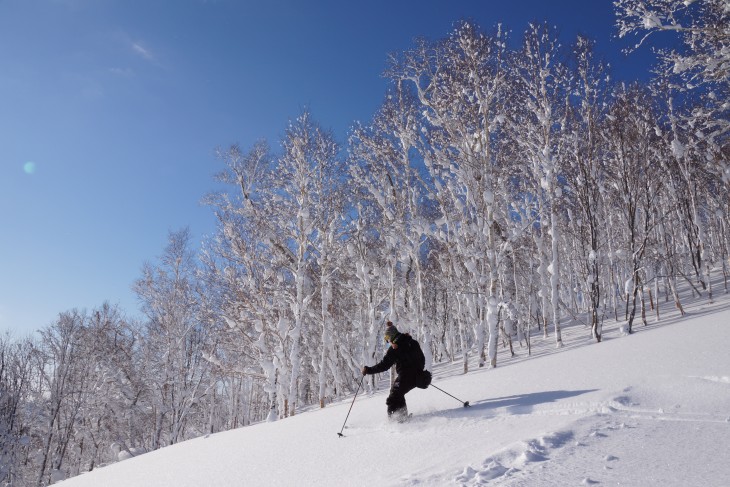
[23,162,36,174]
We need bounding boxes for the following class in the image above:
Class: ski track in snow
[450,379,730,487]
[691,375,730,384]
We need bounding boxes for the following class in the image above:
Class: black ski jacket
[365,333,424,378]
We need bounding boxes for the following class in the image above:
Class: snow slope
[60,287,730,487]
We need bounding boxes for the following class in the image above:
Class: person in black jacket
[361,321,431,422]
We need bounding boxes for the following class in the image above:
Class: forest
[1,1,728,485]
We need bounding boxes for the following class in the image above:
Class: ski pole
[337,376,365,437]
[430,383,470,408]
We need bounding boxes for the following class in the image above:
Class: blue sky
[0,0,674,335]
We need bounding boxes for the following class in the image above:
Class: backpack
[416,370,432,389]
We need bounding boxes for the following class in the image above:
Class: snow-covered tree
[615,0,729,183]
[0,334,35,485]
[34,311,98,486]
[604,85,667,332]
[134,228,214,447]
[507,22,569,347]
[77,304,145,471]
[342,201,390,393]
[271,110,340,416]
[204,140,285,423]
[564,36,610,341]
[387,21,514,369]
[349,83,434,371]
[308,134,349,409]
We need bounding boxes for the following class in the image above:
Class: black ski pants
[386,372,417,415]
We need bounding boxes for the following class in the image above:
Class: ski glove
[362,366,370,376]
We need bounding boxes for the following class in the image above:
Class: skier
[361,322,431,422]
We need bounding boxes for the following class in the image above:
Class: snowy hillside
[60,289,730,487]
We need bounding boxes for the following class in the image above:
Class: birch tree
[205,141,286,422]
[272,110,339,416]
[134,228,213,447]
[0,334,35,485]
[34,311,96,486]
[349,83,434,370]
[388,21,512,368]
[615,0,729,184]
[344,202,390,393]
[564,36,609,341]
[508,22,568,347]
[604,85,665,333]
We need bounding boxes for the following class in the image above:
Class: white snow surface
[60,287,730,487]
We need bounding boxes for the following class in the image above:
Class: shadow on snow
[425,388,598,418]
